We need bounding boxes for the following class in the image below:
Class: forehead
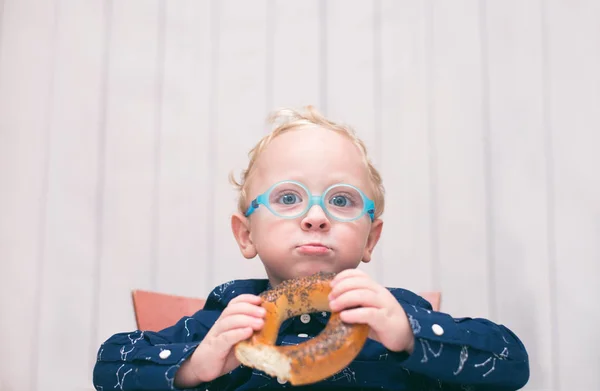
[252,127,371,193]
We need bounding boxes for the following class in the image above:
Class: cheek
[251,217,295,247]
[334,223,371,247]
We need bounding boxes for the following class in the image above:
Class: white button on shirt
[277,377,287,384]
[432,324,444,336]
[300,314,311,324]
[159,349,171,359]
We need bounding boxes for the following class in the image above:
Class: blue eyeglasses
[244,180,375,222]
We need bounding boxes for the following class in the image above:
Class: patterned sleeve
[91,279,262,391]
[390,293,530,390]
[92,309,220,391]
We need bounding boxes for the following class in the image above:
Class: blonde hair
[229,106,385,219]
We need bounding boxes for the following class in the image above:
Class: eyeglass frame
[244,180,376,222]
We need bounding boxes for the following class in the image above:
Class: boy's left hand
[328,269,415,354]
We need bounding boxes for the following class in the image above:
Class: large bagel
[234,272,369,385]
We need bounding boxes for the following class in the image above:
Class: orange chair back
[131,290,206,332]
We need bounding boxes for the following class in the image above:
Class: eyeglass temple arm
[245,199,260,217]
[366,200,375,221]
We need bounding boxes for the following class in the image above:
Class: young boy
[93,107,530,390]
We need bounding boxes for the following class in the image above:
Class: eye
[329,195,352,207]
[278,193,301,205]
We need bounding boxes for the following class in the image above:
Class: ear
[231,213,258,259]
[362,218,383,263]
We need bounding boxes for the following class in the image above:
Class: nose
[301,205,331,231]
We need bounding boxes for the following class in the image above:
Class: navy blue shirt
[93,279,529,390]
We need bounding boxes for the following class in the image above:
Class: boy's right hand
[175,294,265,387]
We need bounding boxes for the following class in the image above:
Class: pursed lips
[295,242,332,254]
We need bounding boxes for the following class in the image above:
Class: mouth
[295,243,332,255]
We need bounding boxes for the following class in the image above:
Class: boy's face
[231,127,383,286]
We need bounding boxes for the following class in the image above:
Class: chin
[293,263,336,277]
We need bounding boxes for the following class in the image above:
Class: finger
[212,327,254,353]
[329,275,378,300]
[341,308,412,353]
[329,288,382,312]
[222,302,266,318]
[214,314,264,333]
[228,294,263,305]
[331,269,369,286]
[339,307,380,326]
